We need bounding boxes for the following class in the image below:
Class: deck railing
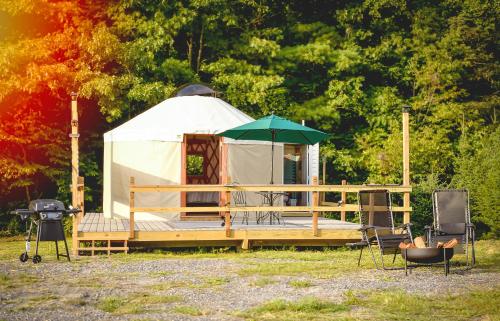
[128,176,412,239]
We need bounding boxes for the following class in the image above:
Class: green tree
[453,126,500,238]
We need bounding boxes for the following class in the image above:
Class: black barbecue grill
[11,199,80,263]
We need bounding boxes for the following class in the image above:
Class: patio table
[255,191,287,225]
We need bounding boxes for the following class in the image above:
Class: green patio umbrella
[217,114,329,184]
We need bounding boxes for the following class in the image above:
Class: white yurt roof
[104,96,255,142]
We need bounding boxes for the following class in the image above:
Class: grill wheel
[19,253,29,262]
[32,255,42,264]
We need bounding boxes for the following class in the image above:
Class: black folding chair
[352,190,413,269]
[425,189,476,267]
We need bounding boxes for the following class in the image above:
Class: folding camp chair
[425,189,476,267]
[352,190,413,269]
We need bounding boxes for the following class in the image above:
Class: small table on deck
[255,191,287,225]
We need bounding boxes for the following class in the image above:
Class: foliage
[453,126,500,238]
[409,173,445,236]
[0,0,498,237]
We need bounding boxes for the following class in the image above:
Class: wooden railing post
[72,176,84,256]
[70,93,79,256]
[225,176,231,237]
[312,176,319,236]
[340,179,347,221]
[77,176,85,216]
[402,106,411,224]
[368,192,375,226]
[129,177,135,239]
[321,157,326,204]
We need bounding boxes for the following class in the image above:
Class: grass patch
[0,272,37,290]
[0,237,497,274]
[172,305,205,316]
[289,279,313,288]
[148,277,229,291]
[64,297,87,306]
[249,277,278,287]
[97,293,182,314]
[9,294,59,312]
[237,289,500,321]
[0,237,78,262]
[201,276,230,287]
[238,261,356,278]
[149,271,171,277]
[236,296,349,321]
[28,294,59,302]
[347,288,500,321]
[148,280,192,291]
[62,275,106,288]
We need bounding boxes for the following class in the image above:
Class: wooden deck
[79,213,360,232]
[76,213,362,253]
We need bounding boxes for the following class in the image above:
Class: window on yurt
[187,155,204,176]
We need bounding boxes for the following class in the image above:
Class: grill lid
[29,199,65,212]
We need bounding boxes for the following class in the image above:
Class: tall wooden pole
[70,92,79,256]
[402,105,411,224]
[70,92,79,207]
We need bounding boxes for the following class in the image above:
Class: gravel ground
[1,256,499,321]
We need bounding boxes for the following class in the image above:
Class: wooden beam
[129,177,135,239]
[70,93,79,208]
[181,135,187,213]
[241,239,250,250]
[76,235,129,240]
[219,142,228,217]
[321,203,412,213]
[402,106,411,224]
[341,179,347,221]
[312,176,319,236]
[225,176,231,237]
[77,176,85,216]
[77,247,129,252]
[70,93,79,256]
[322,157,326,185]
[127,228,361,242]
[130,184,412,193]
[131,205,413,213]
[72,176,84,256]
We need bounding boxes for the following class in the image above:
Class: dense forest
[0,0,498,238]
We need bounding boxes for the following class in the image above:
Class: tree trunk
[24,186,31,203]
[187,35,193,69]
[20,146,31,203]
[196,24,204,73]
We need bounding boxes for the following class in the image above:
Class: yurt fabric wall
[103,141,181,220]
[102,95,285,221]
[227,143,284,207]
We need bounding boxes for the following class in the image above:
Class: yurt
[103,86,287,221]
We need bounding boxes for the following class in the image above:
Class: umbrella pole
[271,130,275,185]
[270,131,275,224]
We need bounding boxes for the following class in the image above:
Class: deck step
[76,239,128,256]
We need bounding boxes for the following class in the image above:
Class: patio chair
[352,190,413,269]
[425,189,475,267]
[231,182,250,225]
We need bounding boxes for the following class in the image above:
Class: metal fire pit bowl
[401,247,454,276]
